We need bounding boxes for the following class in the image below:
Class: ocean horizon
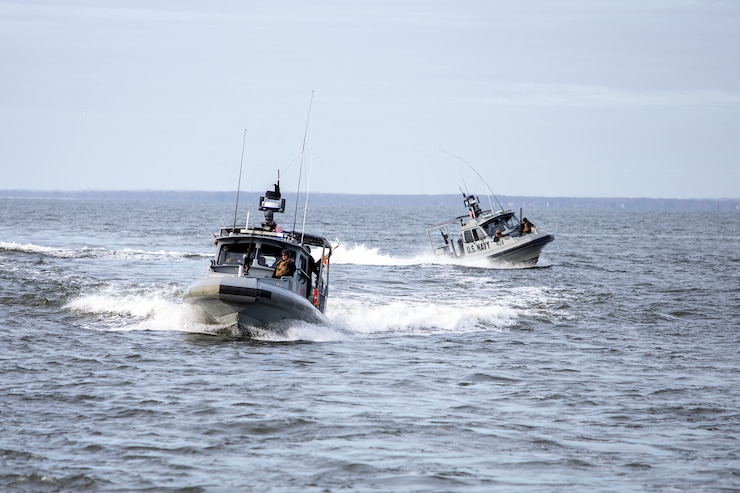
[1,189,738,211]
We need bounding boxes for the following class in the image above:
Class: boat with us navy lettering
[426,190,554,266]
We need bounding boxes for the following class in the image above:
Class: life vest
[274,258,295,277]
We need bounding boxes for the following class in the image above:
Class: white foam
[0,241,72,256]
[0,240,210,261]
[65,284,181,321]
[244,321,351,342]
[328,298,519,336]
[330,242,431,266]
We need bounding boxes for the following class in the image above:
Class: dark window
[219,242,256,264]
[256,243,287,268]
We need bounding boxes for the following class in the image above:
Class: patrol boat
[183,180,333,336]
[426,192,554,265]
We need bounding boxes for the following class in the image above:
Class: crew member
[304,246,319,298]
[521,218,534,234]
[273,249,296,277]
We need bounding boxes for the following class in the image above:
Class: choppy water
[1,196,739,492]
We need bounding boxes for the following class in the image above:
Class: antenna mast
[439,148,504,213]
[292,90,314,233]
[233,129,248,229]
[300,154,314,243]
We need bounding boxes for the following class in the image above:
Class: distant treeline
[1,190,737,211]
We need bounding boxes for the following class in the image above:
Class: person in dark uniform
[304,246,320,299]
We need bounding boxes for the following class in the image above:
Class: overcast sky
[2,0,738,198]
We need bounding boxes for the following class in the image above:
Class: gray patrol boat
[426,192,554,265]
[183,180,333,336]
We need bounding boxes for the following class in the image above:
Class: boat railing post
[519,208,523,233]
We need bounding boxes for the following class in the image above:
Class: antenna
[439,148,504,212]
[293,90,315,233]
[458,170,470,196]
[300,154,314,243]
[233,129,248,229]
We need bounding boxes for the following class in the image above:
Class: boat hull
[486,232,554,264]
[462,232,554,265]
[183,275,329,332]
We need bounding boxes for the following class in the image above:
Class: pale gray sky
[2,0,738,198]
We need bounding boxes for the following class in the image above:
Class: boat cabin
[208,228,332,312]
[427,209,524,258]
[215,239,316,277]
[474,211,521,240]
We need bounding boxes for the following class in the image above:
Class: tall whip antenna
[300,154,314,243]
[233,129,248,229]
[293,90,314,233]
[439,148,504,212]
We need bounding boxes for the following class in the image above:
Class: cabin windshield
[482,214,518,237]
[219,242,257,265]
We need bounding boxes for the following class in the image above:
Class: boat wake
[0,240,211,261]
[330,242,550,269]
[64,284,201,332]
[62,281,559,342]
[329,242,435,266]
[329,298,520,336]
